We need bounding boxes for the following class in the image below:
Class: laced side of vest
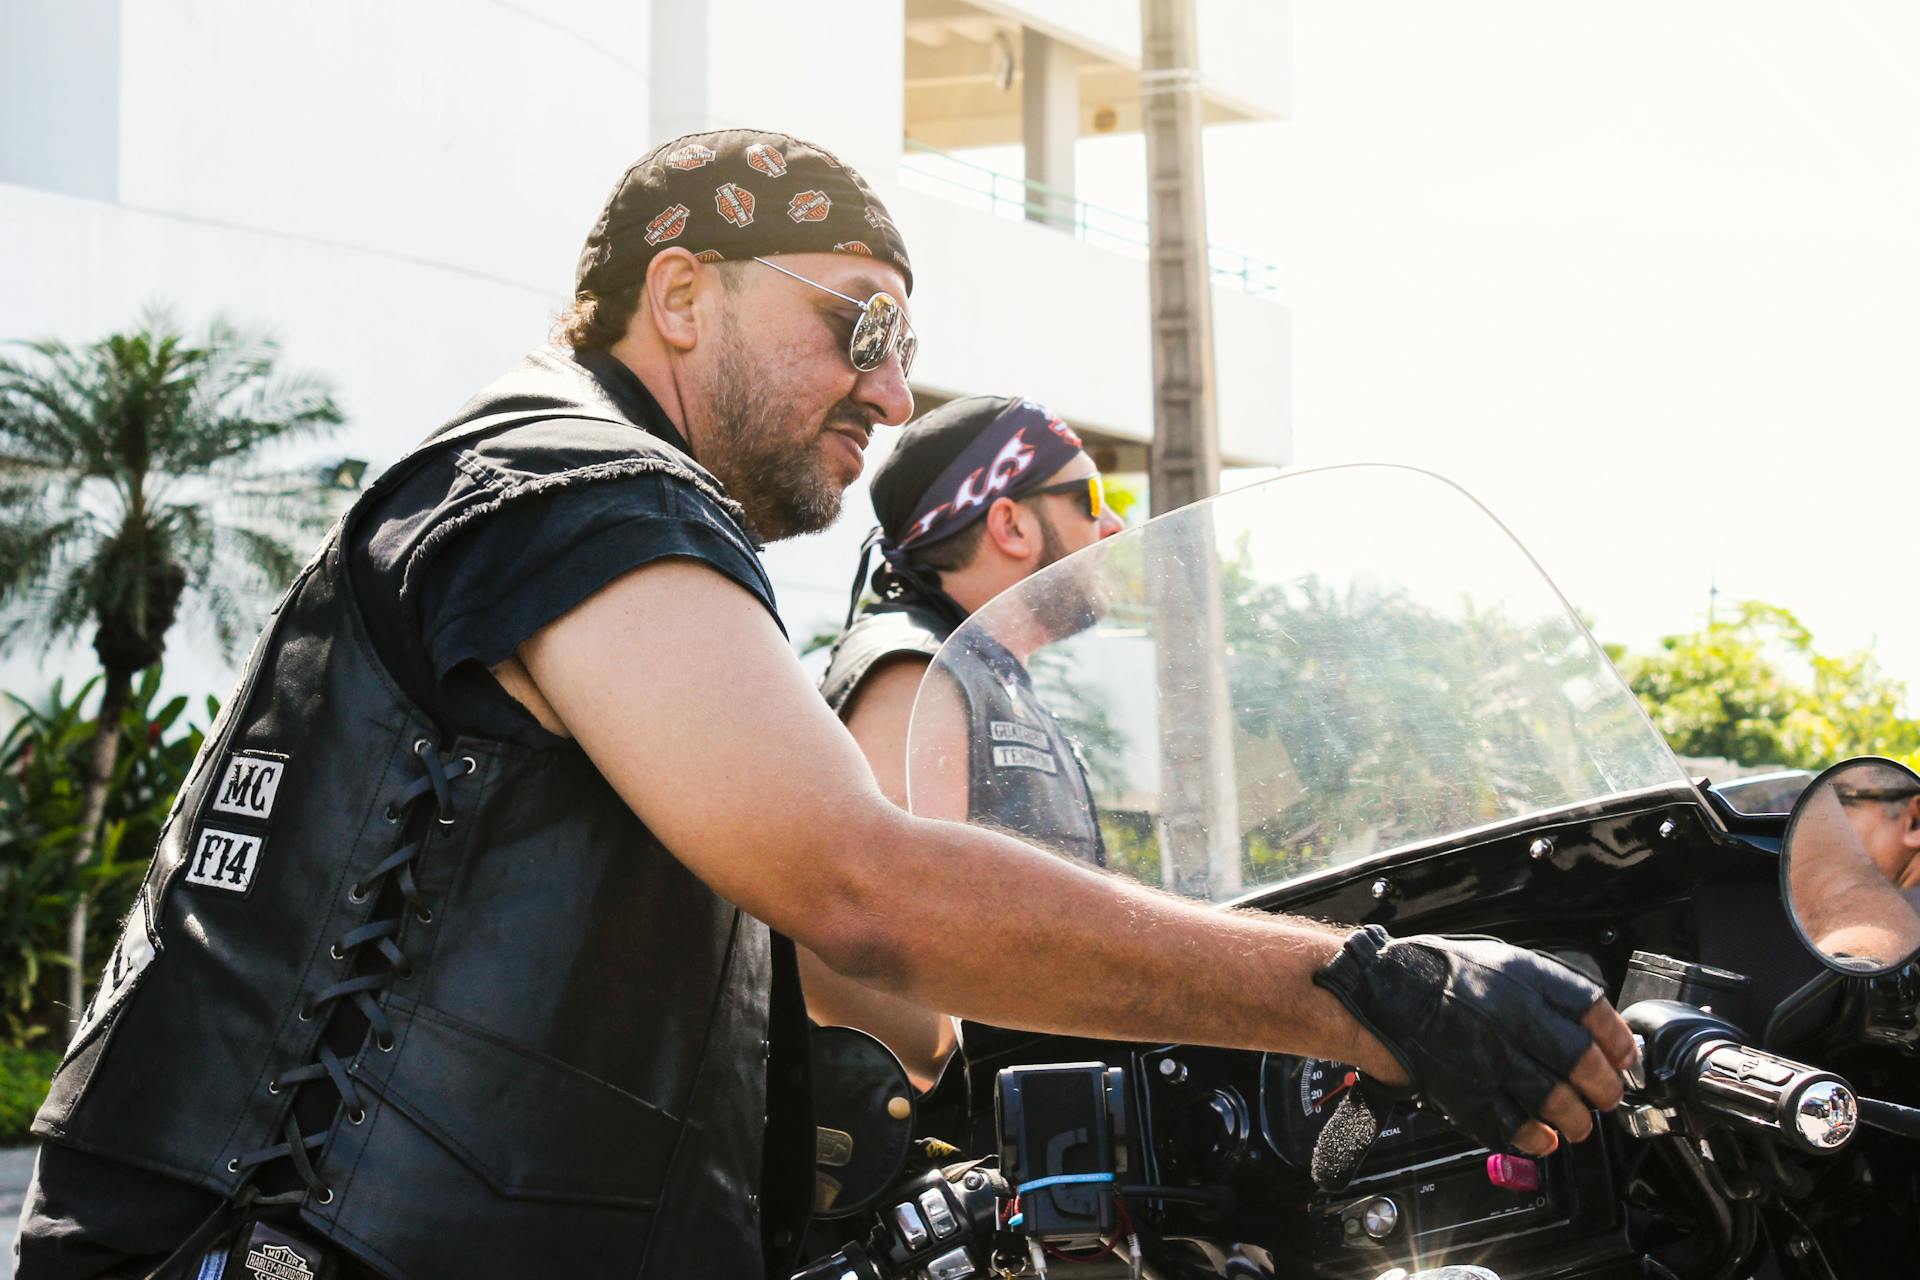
[234,739,474,1207]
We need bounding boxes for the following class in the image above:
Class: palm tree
[0,308,347,1031]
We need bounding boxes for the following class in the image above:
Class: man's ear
[982,496,1038,563]
[1900,797,1920,850]
[643,249,702,353]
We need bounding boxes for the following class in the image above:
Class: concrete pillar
[1020,27,1077,230]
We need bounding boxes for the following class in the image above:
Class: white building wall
[649,0,906,179]
[114,0,651,295]
[0,0,121,200]
[1,0,1290,702]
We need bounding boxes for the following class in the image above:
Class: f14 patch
[186,826,265,894]
[189,749,287,897]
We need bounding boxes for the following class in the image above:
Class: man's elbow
[792,809,924,993]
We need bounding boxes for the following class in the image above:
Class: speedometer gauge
[1258,1054,1361,1167]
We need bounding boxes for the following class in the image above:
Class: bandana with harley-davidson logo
[577,129,913,298]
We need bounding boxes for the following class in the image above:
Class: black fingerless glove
[1312,925,1604,1156]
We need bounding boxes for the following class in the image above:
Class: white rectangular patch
[989,719,1051,751]
[991,745,1058,774]
[186,826,265,895]
[72,894,157,1047]
[208,752,288,821]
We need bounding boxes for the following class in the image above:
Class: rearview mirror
[1781,757,1920,975]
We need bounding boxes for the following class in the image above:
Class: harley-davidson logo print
[864,205,895,232]
[246,1243,315,1280]
[744,142,787,177]
[644,203,690,245]
[834,240,873,256]
[715,183,756,227]
[209,750,288,820]
[664,142,716,171]
[238,1223,324,1280]
[693,249,725,262]
[788,190,831,222]
[186,825,264,895]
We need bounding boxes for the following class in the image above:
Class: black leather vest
[34,351,801,1279]
[819,601,1104,868]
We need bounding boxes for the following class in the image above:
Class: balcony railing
[900,139,1281,296]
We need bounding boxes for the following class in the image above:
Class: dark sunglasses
[1021,473,1109,522]
[753,256,918,378]
[1836,787,1920,805]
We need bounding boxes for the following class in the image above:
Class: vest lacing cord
[233,740,477,1206]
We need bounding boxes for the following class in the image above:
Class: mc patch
[186,825,265,896]
[209,750,288,821]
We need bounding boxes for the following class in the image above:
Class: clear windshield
[904,465,1692,903]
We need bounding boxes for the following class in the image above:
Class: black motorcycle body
[798,466,1920,1280]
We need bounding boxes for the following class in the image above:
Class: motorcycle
[793,465,1920,1280]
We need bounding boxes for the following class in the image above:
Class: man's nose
[1096,507,1125,539]
[854,354,914,428]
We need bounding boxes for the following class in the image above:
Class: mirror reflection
[1782,757,1920,973]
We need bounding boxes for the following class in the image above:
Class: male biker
[1788,761,1920,968]
[19,129,1636,1280]
[808,395,1124,1085]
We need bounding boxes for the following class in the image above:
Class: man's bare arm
[518,561,1634,1153]
[1789,785,1920,968]
[798,655,958,1089]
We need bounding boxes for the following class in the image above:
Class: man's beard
[1027,506,1106,640]
[699,327,850,542]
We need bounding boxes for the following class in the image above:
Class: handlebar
[1622,1000,1857,1154]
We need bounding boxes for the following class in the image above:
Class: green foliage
[0,1044,62,1142]
[1616,601,1920,771]
[0,668,207,1045]
[0,306,347,669]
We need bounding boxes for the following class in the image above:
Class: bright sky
[1076,1,1920,703]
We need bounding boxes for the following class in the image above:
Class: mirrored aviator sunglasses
[1022,473,1108,521]
[752,256,918,378]
[849,292,917,379]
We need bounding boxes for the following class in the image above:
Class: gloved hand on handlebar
[1313,925,1637,1160]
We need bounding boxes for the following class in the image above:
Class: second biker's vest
[819,600,1105,867]
[34,350,802,1279]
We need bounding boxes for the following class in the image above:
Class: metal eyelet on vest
[329,943,346,961]
[315,1188,335,1205]
[348,1108,367,1125]
[459,756,477,774]
[437,814,456,829]
[376,1034,396,1052]
[297,1005,313,1023]
[348,882,368,904]
[415,907,434,924]
[383,804,402,823]
[412,738,432,757]
[228,1158,241,1173]
[267,1079,281,1095]
[397,963,415,981]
